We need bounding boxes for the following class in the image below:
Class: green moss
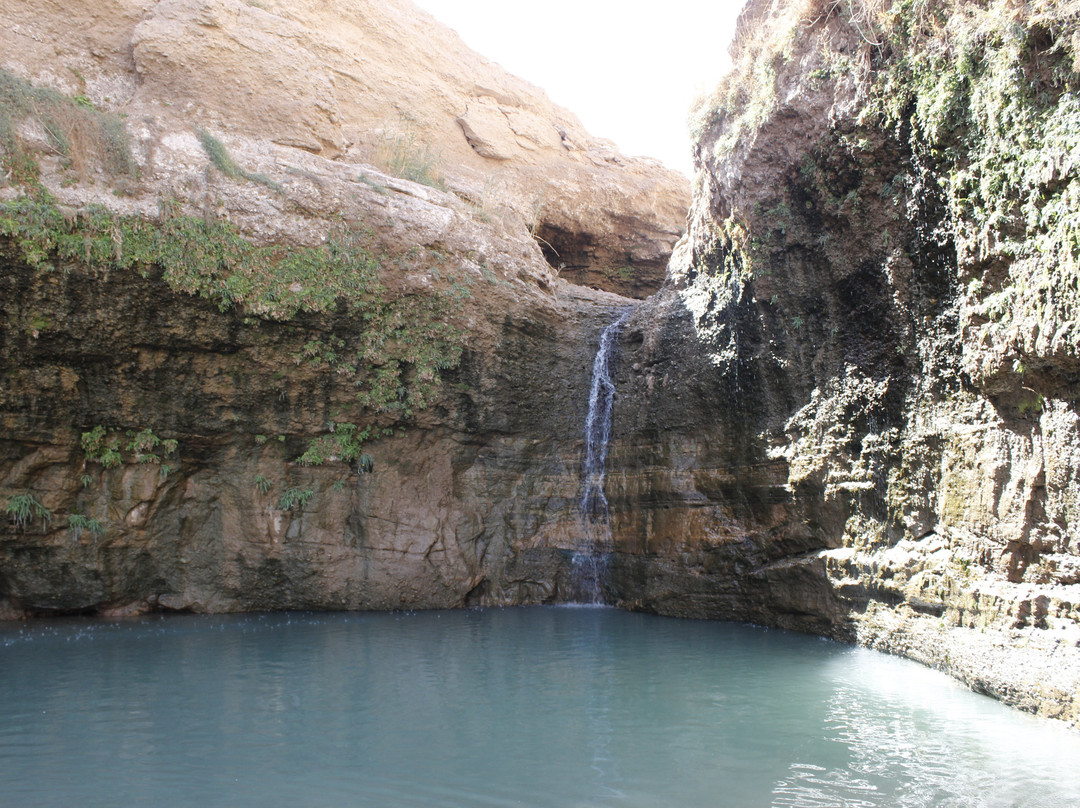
[197,129,283,192]
[693,215,754,285]
[1,195,466,421]
[704,0,1080,360]
[864,0,1080,355]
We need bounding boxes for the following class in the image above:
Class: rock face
[0,0,688,297]
[0,214,624,614]
[2,0,1080,730]
[0,0,685,618]
[591,0,1079,724]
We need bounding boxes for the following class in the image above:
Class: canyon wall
[2,0,1079,727]
[0,0,688,298]
[0,0,685,616]
[596,0,1080,723]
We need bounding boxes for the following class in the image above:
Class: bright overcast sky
[411,0,742,177]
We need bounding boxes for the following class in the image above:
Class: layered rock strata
[0,0,687,615]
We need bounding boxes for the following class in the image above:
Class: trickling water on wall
[572,307,632,602]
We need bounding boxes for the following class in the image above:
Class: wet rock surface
[631,0,1080,724]
[1,0,683,616]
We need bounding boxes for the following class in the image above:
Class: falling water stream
[573,307,632,602]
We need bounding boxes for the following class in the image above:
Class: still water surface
[2,607,1078,807]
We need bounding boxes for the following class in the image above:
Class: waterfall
[572,307,631,603]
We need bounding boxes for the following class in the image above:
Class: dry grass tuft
[0,68,136,187]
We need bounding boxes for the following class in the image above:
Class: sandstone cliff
[0,0,689,297]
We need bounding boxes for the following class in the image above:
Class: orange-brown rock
[0,0,686,621]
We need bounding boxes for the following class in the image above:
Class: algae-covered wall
[0,0,689,620]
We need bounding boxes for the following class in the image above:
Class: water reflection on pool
[2,607,1077,807]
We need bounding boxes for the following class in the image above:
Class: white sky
[411,0,743,177]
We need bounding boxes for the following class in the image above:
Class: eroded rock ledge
[0,0,688,298]
[0,0,695,622]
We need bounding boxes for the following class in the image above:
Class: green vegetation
[357,172,389,195]
[0,196,466,418]
[4,492,51,532]
[297,422,370,466]
[687,0,805,155]
[0,68,136,187]
[297,336,346,368]
[81,426,123,468]
[1,86,466,490]
[689,0,1080,362]
[67,513,104,541]
[196,128,283,192]
[82,425,177,468]
[602,265,635,283]
[254,475,273,494]
[278,487,314,510]
[1017,388,1046,416]
[690,215,754,286]
[125,427,179,464]
[374,123,445,189]
[865,0,1080,352]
